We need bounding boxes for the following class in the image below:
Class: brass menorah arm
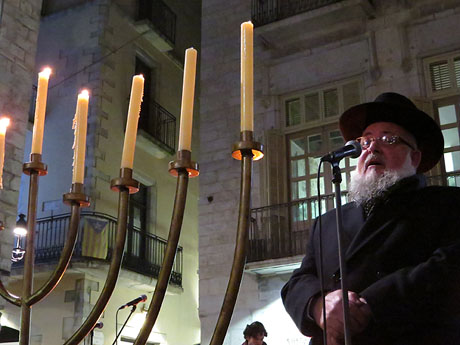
[20,154,48,345]
[0,280,20,306]
[209,152,252,345]
[27,183,89,306]
[64,168,139,345]
[134,150,198,345]
[209,131,263,345]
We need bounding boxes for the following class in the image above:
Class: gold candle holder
[65,168,139,345]
[134,150,198,345]
[210,131,263,345]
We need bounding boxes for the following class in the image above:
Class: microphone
[94,322,103,329]
[321,140,362,163]
[118,294,147,310]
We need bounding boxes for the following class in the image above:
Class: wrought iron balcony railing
[251,0,345,27]
[139,100,177,155]
[138,0,176,44]
[248,172,460,264]
[12,212,183,286]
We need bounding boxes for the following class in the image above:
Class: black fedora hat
[339,92,444,173]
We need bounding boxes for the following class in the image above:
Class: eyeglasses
[356,135,416,150]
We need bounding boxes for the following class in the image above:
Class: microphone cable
[316,159,328,345]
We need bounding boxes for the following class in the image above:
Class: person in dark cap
[242,321,267,345]
[282,92,460,345]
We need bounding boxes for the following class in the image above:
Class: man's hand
[312,290,372,345]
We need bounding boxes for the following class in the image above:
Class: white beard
[349,155,417,205]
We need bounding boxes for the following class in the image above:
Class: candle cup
[231,131,264,161]
[168,150,199,177]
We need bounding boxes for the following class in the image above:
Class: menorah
[0,21,261,345]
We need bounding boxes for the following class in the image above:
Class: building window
[424,51,460,187]
[135,56,155,130]
[134,56,176,153]
[282,78,362,222]
[433,97,460,186]
[425,51,460,96]
[287,124,358,222]
[128,183,148,258]
[283,79,361,129]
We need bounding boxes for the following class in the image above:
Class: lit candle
[241,21,254,132]
[178,47,197,151]
[0,117,10,189]
[121,75,144,169]
[31,67,51,154]
[72,90,89,184]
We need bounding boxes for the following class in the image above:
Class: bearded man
[281,93,460,345]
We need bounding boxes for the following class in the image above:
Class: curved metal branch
[26,204,81,306]
[0,279,20,306]
[210,152,253,345]
[20,170,40,345]
[134,170,189,345]
[64,188,130,345]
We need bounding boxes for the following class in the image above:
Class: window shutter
[454,58,460,88]
[429,61,450,91]
[343,81,361,110]
[324,89,338,118]
[305,93,320,122]
[286,98,301,126]
[262,130,287,206]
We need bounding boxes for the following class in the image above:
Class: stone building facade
[0,0,41,273]
[199,0,460,344]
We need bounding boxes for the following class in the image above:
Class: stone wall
[0,0,41,273]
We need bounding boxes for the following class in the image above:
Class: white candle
[121,75,144,169]
[241,21,254,132]
[0,117,10,189]
[178,48,198,152]
[72,90,89,184]
[31,68,51,154]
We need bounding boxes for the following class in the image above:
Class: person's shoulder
[420,184,460,196]
[416,185,460,203]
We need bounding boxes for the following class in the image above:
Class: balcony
[135,0,176,52]
[12,212,183,287]
[251,0,345,27]
[248,172,460,269]
[138,100,177,155]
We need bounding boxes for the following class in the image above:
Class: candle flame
[80,89,90,99]
[0,117,10,135]
[39,67,52,79]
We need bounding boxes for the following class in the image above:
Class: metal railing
[248,172,460,263]
[251,0,344,27]
[138,0,176,44]
[12,212,183,286]
[139,100,177,155]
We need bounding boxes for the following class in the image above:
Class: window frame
[281,77,363,133]
[424,50,460,98]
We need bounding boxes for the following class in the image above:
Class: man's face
[356,122,421,177]
[246,334,264,345]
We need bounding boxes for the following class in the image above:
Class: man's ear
[411,150,422,168]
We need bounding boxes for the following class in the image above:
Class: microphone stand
[112,305,137,345]
[331,161,352,345]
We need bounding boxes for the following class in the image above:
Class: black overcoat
[281,175,460,345]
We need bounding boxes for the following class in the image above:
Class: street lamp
[11,214,27,262]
